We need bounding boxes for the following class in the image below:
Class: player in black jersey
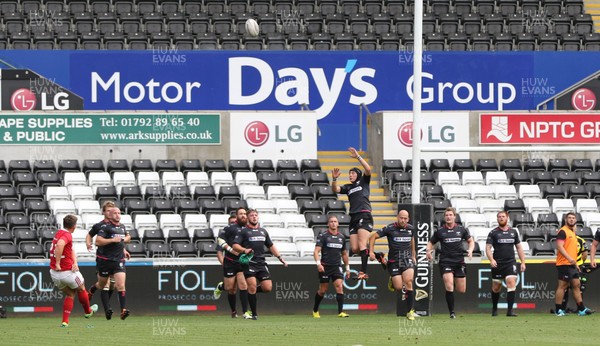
[312,215,351,318]
[427,207,474,319]
[92,207,131,320]
[232,209,288,320]
[485,211,526,317]
[369,210,417,320]
[332,147,373,280]
[213,208,249,318]
[86,202,130,320]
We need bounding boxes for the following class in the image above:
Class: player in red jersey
[49,214,98,327]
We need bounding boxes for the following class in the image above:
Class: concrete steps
[585,2,600,32]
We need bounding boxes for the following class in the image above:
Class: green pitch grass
[0,312,597,345]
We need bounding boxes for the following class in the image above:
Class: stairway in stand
[319,150,396,251]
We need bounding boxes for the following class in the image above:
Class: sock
[239,290,249,313]
[396,291,403,316]
[336,293,344,314]
[359,249,368,273]
[256,286,263,293]
[89,285,98,295]
[562,288,569,310]
[577,302,585,311]
[492,292,500,311]
[445,291,455,313]
[117,291,126,310]
[227,293,237,313]
[555,303,562,312]
[406,290,414,311]
[100,290,110,312]
[506,291,515,313]
[313,292,324,313]
[249,293,257,316]
[77,290,91,314]
[108,288,114,300]
[62,296,74,324]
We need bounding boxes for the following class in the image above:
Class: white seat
[56,214,84,232]
[234,172,259,186]
[46,186,70,201]
[524,198,551,219]
[112,172,137,194]
[444,185,471,199]
[437,172,461,185]
[452,199,479,214]
[281,213,307,228]
[461,213,488,228]
[478,240,488,258]
[210,172,234,188]
[461,171,484,186]
[274,242,299,257]
[470,227,490,242]
[186,171,210,190]
[209,214,231,230]
[75,200,101,215]
[184,214,209,230]
[160,213,184,231]
[74,241,95,259]
[120,214,134,230]
[290,227,315,242]
[137,171,160,194]
[88,172,112,193]
[50,200,76,215]
[551,199,575,214]
[582,212,600,229]
[269,227,292,242]
[485,213,499,228]
[134,214,159,235]
[469,185,495,199]
[240,185,266,200]
[519,241,531,256]
[161,172,185,193]
[485,171,508,185]
[518,185,541,199]
[267,185,290,200]
[63,172,87,187]
[82,213,104,229]
[576,199,598,214]
[297,242,316,257]
[247,199,276,214]
[477,199,504,214]
[68,186,94,201]
[493,185,518,201]
[259,213,283,228]
[274,199,299,214]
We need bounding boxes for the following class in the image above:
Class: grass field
[1,312,597,345]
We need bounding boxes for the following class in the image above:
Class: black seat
[26,200,51,217]
[289,185,314,201]
[298,199,324,217]
[224,199,248,214]
[447,32,468,51]
[104,160,130,175]
[199,242,218,257]
[257,172,281,187]
[175,199,200,216]
[462,13,482,36]
[32,160,56,174]
[305,172,329,186]
[532,171,555,187]
[583,33,600,51]
[555,171,579,186]
[194,186,217,201]
[0,230,13,244]
[324,200,346,214]
[282,172,305,186]
[504,199,526,214]
[531,240,555,256]
[253,159,275,173]
[169,186,192,201]
[0,186,18,201]
[180,160,202,174]
[571,159,593,172]
[511,211,535,228]
[541,185,566,199]
[562,33,581,51]
[126,242,147,258]
[300,159,322,173]
[218,186,241,201]
[520,225,545,242]
[199,200,225,218]
[125,199,150,217]
[144,186,166,202]
[147,242,172,257]
[204,160,227,174]
[192,228,214,245]
[509,171,531,186]
[131,159,153,173]
[548,159,570,172]
[228,160,251,174]
[150,199,176,217]
[21,186,44,203]
[0,244,20,259]
[276,160,299,173]
[575,14,593,35]
[306,214,328,229]
[155,160,178,174]
[173,242,197,258]
[14,173,36,188]
[314,186,337,200]
[476,159,498,172]
[453,159,474,172]
[581,171,600,185]
[537,213,560,227]
[166,229,191,244]
[15,229,39,245]
[120,186,142,202]
[7,214,30,232]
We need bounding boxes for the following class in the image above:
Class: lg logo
[572,88,596,111]
[11,88,37,111]
[398,121,455,147]
[244,121,269,147]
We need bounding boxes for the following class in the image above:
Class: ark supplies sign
[0,113,220,145]
[480,113,600,144]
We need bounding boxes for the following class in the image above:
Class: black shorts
[223,257,244,278]
[491,262,518,280]
[387,259,415,277]
[557,265,580,281]
[439,261,466,278]
[349,212,374,235]
[318,265,344,283]
[245,262,271,282]
[96,258,125,277]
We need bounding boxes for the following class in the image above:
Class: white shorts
[50,269,85,290]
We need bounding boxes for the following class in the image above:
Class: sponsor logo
[11,89,37,111]
[571,88,596,111]
[275,281,310,301]
[244,121,269,146]
[485,115,512,142]
[397,121,456,147]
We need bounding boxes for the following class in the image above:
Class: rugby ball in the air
[245,18,260,36]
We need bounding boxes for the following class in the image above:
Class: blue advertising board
[0,51,598,149]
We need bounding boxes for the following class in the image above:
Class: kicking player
[312,215,351,318]
[553,212,592,316]
[213,208,250,318]
[426,207,474,319]
[233,209,288,320]
[485,211,526,317]
[332,147,373,280]
[369,210,417,320]
[49,214,98,327]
